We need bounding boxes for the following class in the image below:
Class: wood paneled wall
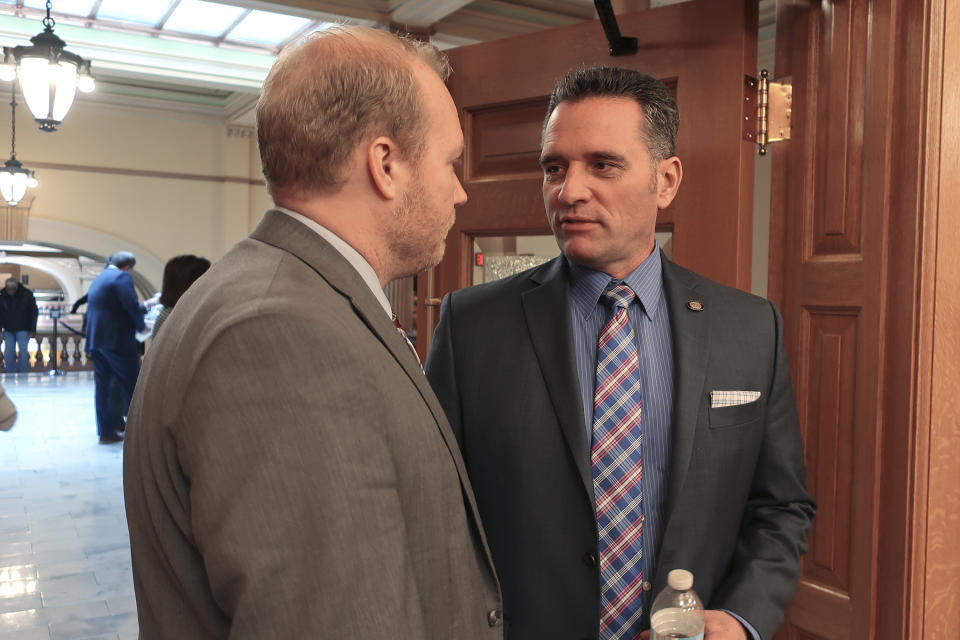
[911,0,960,634]
[772,0,960,637]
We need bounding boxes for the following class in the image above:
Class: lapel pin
[687,300,704,312]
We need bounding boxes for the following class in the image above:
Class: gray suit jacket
[426,254,815,640]
[124,210,503,639]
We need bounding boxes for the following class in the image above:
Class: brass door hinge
[744,70,792,155]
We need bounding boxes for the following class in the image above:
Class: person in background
[0,277,38,374]
[426,66,815,640]
[69,294,87,316]
[70,294,89,334]
[85,251,145,444]
[150,254,210,338]
[123,26,501,639]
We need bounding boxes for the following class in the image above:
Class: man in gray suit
[124,27,502,639]
[426,67,815,640]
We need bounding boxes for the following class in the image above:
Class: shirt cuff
[721,609,761,640]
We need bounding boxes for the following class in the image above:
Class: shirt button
[583,552,597,567]
[487,608,503,627]
[643,581,652,592]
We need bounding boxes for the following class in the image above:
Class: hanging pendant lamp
[0,1,95,132]
[0,84,39,207]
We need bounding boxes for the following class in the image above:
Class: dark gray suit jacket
[124,210,503,639]
[426,253,815,640]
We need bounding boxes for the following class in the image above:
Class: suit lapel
[249,210,500,577]
[522,258,593,498]
[249,210,424,377]
[660,256,711,528]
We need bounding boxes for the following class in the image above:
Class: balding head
[256,26,451,201]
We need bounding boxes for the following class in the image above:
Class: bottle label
[650,608,705,640]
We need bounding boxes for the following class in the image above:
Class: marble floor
[0,372,138,640]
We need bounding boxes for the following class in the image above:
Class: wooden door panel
[772,0,919,637]
[465,98,545,181]
[420,0,759,356]
[800,309,856,593]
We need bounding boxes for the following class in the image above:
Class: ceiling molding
[435,2,582,42]
[391,0,475,27]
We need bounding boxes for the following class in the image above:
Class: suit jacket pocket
[708,398,762,429]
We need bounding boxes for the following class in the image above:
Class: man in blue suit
[86,251,145,444]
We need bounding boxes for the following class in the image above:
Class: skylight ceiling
[0,0,628,122]
[16,0,322,52]
[96,1,172,26]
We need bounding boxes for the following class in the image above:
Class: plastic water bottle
[650,569,705,640]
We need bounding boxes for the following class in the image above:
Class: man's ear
[367,136,407,201]
[656,156,683,209]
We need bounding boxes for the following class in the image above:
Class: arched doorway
[0,238,159,373]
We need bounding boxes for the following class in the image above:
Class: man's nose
[557,165,590,205]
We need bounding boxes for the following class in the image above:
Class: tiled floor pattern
[0,372,138,640]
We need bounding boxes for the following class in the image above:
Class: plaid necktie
[592,280,645,640]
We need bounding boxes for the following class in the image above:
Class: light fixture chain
[43,1,55,31]
[9,84,15,159]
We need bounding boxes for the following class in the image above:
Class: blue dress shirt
[567,247,762,639]
[568,247,673,625]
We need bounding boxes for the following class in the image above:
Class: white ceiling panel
[96,0,173,26]
[24,0,97,17]
[163,0,247,37]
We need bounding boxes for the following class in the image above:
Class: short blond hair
[256,26,451,200]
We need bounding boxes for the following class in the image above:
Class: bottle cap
[667,569,694,591]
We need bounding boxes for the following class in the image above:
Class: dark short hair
[110,251,137,269]
[160,255,211,308]
[544,66,680,163]
[4,278,17,286]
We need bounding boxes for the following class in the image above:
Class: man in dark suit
[426,67,815,640]
[123,27,502,639]
[85,251,144,444]
[0,277,38,373]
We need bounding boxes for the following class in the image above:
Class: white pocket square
[711,390,761,408]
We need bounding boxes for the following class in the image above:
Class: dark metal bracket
[594,0,638,56]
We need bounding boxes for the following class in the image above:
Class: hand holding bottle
[644,567,748,640]
[650,569,705,640]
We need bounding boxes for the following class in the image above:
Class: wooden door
[768,0,958,638]
[417,0,759,356]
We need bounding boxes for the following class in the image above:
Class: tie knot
[601,281,635,309]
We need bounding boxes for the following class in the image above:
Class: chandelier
[0,84,39,207]
[0,1,95,132]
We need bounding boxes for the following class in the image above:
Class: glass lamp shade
[77,70,94,93]
[18,57,78,131]
[0,168,30,206]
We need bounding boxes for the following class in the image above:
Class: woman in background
[152,255,211,338]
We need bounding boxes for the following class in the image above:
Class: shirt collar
[568,246,665,321]
[275,206,393,319]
